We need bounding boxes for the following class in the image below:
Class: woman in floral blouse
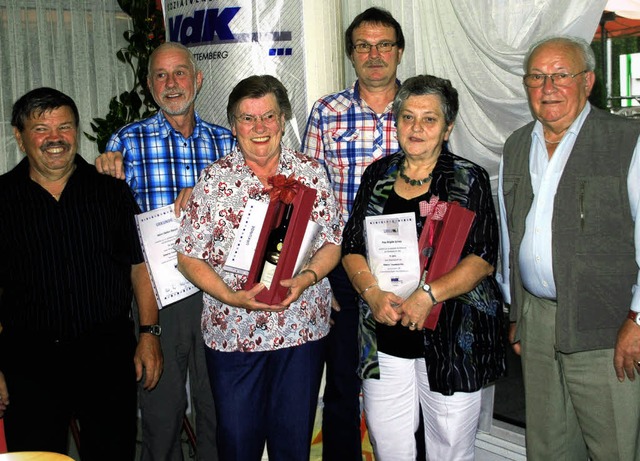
[342,75,506,461]
[175,75,343,461]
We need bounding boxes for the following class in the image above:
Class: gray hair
[392,74,459,126]
[524,36,596,73]
[148,42,198,76]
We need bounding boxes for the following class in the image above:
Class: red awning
[595,11,640,39]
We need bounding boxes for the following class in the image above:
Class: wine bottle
[259,203,294,289]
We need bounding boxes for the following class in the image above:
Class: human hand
[364,286,403,326]
[0,370,9,417]
[614,318,640,381]
[329,295,341,326]
[274,270,317,308]
[230,283,287,312]
[95,151,125,179]
[174,187,193,217]
[134,334,164,390]
[508,322,521,356]
[399,289,433,331]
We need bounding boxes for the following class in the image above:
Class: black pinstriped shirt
[0,156,144,340]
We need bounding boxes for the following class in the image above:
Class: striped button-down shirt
[106,111,235,212]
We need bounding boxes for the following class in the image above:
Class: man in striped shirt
[301,7,404,460]
[95,42,234,461]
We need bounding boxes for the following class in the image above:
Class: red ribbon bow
[267,174,300,204]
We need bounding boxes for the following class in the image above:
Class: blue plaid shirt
[106,111,234,212]
[301,81,399,222]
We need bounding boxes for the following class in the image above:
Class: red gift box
[244,183,317,305]
[0,419,6,453]
[418,201,475,330]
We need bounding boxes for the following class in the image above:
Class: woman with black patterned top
[342,74,506,461]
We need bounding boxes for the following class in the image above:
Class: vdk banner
[161,0,308,148]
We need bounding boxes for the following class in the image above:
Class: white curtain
[0,0,133,174]
[342,0,607,181]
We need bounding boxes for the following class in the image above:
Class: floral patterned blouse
[175,145,343,352]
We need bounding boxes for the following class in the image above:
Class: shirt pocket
[571,175,626,248]
[322,128,363,169]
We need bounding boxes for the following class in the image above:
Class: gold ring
[409,322,417,328]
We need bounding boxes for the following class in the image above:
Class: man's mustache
[41,140,71,150]
[365,58,387,67]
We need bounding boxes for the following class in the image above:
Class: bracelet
[299,268,318,285]
[359,283,379,298]
[350,269,371,285]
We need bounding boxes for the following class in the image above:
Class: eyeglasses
[234,110,280,126]
[352,42,397,54]
[523,70,588,88]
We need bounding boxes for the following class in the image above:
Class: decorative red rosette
[267,173,300,204]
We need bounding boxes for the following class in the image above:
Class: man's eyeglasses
[352,42,397,54]
[523,70,588,88]
[234,110,280,126]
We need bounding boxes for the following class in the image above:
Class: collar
[353,79,401,114]
[156,110,203,140]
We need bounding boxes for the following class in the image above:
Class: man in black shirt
[0,87,162,460]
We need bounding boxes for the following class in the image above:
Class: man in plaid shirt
[96,42,234,461]
[301,7,404,461]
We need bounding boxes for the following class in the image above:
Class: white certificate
[365,212,422,299]
[135,205,199,309]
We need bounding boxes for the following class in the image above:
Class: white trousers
[362,351,482,461]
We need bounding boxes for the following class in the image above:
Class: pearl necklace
[399,162,432,187]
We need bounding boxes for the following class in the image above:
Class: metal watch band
[422,283,438,305]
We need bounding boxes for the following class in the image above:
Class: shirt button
[542,281,548,287]
[535,255,541,262]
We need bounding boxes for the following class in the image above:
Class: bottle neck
[279,203,293,229]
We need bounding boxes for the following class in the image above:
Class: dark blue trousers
[205,338,325,461]
[322,264,363,461]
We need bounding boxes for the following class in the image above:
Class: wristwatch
[139,324,162,336]
[628,310,640,326]
[422,283,438,305]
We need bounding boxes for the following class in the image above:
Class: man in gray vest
[499,35,640,460]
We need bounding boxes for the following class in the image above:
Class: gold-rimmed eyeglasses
[523,70,588,88]
[234,110,280,126]
[352,42,397,54]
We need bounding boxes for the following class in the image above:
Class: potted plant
[85,0,165,152]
